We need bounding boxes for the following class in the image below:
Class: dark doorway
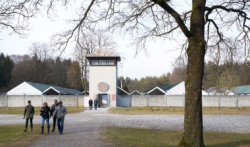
[98,94,108,107]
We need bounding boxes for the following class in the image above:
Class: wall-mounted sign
[98,82,109,92]
[112,94,116,100]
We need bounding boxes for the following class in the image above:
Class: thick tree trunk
[179,0,206,146]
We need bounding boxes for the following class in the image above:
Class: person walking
[40,102,51,134]
[94,98,98,110]
[51,99,59,132]
[52,101,67,134]
[89,98,93,110]
[23,100,35,132]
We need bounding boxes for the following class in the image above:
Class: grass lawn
[108,107,250,115]
[0,106,86,115]
[0,124,48,147]
[101,126,250,147]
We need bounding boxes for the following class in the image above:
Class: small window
[99,60,106,65]
[91,60,99,65]
[107,60,114,65]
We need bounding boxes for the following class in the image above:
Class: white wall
[89,66,117,107]
[149,95,166,107]
[167,82,185,95]
[25,95,42,107]
[60,95,78,107]
[132,95,148,107]
[202,96,219,107]
[238,96,250,107]
[220,96,237,107]
[4,95,87,107]
[7,82,42,95]
[167,95,184,107]
[43,95,59,106]
[0,95,7,107]
[8,95,25,107]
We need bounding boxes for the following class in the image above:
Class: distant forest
[0,43,84,93]
[119,60,250,93]
[1,47,250,93]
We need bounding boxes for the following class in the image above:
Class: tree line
[0,43,84,93]
[0,53,14,90]
[119,60,250,93]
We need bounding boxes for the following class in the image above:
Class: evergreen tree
[122,83,129,93]
[0,53,14,88]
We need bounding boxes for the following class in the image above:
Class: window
[107,60,114,65]
[91,59,115,65]
[91,60,99,65]
[99,60,106,65]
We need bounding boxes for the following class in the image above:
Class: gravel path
[112,114,250,134]
[0,108,116,147]
[1,109,250,147]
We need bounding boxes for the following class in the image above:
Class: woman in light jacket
[40,102,52,134]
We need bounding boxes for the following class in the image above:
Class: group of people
[23,99,68,134]
[88,98,98,110]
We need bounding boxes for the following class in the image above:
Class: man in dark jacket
[94,98,98,110]
[89,98,93,110]
[23,100,34,132]
[51,99,59,132]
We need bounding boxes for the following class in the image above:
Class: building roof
[86,49,121,61]
[147,87,166,95]
[231,85,250,94]
[129,90,142,95]
[26,81,80,95]
[205,87,218,93]
[143,82,182,94]
[142,87,155,94]
[161,81,182,91]
[117,86,130,95]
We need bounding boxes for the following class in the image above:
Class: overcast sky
[0,1,184,80]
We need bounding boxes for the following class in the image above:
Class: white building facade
[86,50,121,107]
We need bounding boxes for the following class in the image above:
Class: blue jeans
[57,117,64,133]
[41,117,50,127]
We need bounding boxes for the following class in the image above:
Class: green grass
[0,124,48,147]
[0,106,86,115]
[101,126,250,147]
[108,107,250,115]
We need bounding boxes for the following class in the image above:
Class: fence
[1,95,250,107]
[0,95,88,107]
[117,95,250,107]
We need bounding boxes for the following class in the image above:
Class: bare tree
[2,0,250,146]
[29,42,55,83]
[74,30,117,94]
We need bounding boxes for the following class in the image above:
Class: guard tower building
[86,49,121,107]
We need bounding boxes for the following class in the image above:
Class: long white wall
[0,95,88,107]
[131,95,250,107]
[2,95,250,107]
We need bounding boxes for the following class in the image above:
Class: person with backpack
[40,102,52,134]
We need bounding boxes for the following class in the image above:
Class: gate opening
[98,94,108,107]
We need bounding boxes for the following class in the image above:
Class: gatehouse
[86,49,121,107]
